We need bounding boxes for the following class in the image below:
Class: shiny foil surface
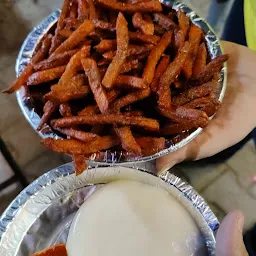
[15,1,227,164]
[0,164,219,255]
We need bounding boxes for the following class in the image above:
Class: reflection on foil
[0,164,218,256]
[15,1,227,164]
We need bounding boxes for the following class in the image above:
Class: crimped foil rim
[15,1,227,164]
[0,164,219,255]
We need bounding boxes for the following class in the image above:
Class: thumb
[216,210,248,256]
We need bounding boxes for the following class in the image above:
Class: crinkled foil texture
[0,164,219,255]
[15,1,227,164]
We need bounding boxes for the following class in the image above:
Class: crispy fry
[2,34,52,93]
[98,58,111,66]
[55,127,99,142]
[59,45,90,83]
[150,55,170,93]
[73,155,87,175]
[136,137,165,156]
[64,17,82,30]
[173,79,218,106]
[161,118,209,135]
[77,0,88,19]
[50,0,71,54]
[182,25,202,79]
[184,96,220,117]
[37,101,57,131]
[132,13,154,35]
[34,49,78,71]
[107,89,121,101]
[143,31,172,84]
[51,114,159,131]
[78,105,100,116]
[114,126,142,154]
[192,42,207,76]
[59,103,73,117]
[111,88,150,112]
[192,54,229,85]
[32,244,68,256]
[120,59,142,73]
[42,136,119,155]
[82,58,109,113]
[58,29,73,39]
[129,32,160,46]
[94,39,117,53]
[127,52,149,61]
[87,0,97,20]
[153,13,177,30]
[158,105,209,123]
[174,29,185,50]
[102,13,129,88]
[114,75,147,89]
[45,75,90,103]
[93,19,115,31]
[78,89,120,116]
[96,0,162,13]
[158,42,191,109]
[27,65,66,86]
[177,9,190,38]
[102,44,153,60]
[69,0,78,19]
[53,20,95,54]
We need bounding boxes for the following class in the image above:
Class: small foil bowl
[0,164,219,255]
[16,0,227,164]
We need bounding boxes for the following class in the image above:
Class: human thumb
[216,210,248,256]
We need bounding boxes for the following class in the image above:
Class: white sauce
[67,180,207,256]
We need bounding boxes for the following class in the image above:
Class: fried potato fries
[32,244,68,256]
[4,0,228,174]
[102,13,129,88]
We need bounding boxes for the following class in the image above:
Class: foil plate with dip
[0,164,219,255]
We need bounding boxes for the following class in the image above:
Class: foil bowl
[0,164,219,255]
[16,0,227,164]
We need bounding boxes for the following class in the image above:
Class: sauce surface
[67,180,207,256]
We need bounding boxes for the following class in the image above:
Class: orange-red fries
[158,42,191,109]
[96,0,162,13]
[82,58,109,113]
[32,244,68,256]
[132,13,154,35]
[102,13,129,88]
[4,1,228,175]
[2,34,52,93]
[73,154,87,175]
[150,55,170,93]
[53,20,95,54]
[143,31,172,85]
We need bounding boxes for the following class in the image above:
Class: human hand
[216,211,248,256]
[156,41,256,173]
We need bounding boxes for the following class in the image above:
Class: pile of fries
[3,0,228,175]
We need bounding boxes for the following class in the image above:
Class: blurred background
[0,0,255,234]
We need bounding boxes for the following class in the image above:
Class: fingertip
[155,156,176,175]
[216,210,247,256]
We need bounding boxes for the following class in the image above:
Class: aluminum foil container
[0,164,219,255]
[16,1,227,164]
